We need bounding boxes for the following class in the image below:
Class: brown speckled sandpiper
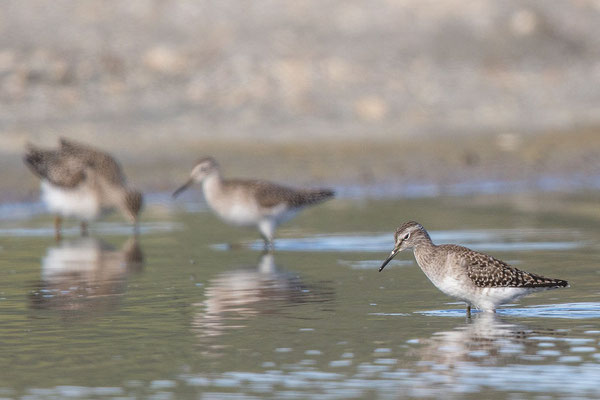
[172,157,334,247]
[379,221,569,314]
[24,138,143,240]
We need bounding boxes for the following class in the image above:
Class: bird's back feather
[24,138,126,189]
[441,245,569,288]
[223,179,334,209]
[59,138,126,186]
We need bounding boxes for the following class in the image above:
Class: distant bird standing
[379,221,569,314]
[172,157,334,247]
[24,138,143,240]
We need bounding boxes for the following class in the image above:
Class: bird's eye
[403,232,410,240]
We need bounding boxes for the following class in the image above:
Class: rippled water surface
[1,196,600,399]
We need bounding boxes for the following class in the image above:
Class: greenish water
[1,195,600,399]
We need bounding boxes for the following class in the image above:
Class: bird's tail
[552,278,569,288]
[534,276,569,288]
[300,189,335,206]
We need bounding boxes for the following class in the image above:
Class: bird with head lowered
[24,138,143,239]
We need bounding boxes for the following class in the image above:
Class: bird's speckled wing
[446,245,568,288]
[25,138,128,189]
[226,179,334,209]
[59,138,126,185]
[24,146,86,188]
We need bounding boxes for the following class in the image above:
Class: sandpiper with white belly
[24,138,143,240]
[172,157,334,248]
[379,221,569,314]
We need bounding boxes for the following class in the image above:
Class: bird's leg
[54,216,62,242]
[260,234,274,251]
[258,220,275,251]
[265,239,274,251]
[80,221,88,237]
[466,304,472,318]
[260,247,274,257]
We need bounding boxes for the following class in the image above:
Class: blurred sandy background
[1,0,600,201]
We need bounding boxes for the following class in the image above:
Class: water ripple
[0,221,182,237]
[233,228,586,253]
[418,302,600,319]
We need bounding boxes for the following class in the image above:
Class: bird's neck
[414,240,435,256]
[202,172,224,198]
[412,232,437,270]
[414,229,434,249]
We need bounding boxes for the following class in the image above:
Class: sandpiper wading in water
[24,138,143,240]
[379,221,569,314]
[172,157,334,248]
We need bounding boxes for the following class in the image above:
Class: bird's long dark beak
[172,179,193,198]
[379,247,400,272]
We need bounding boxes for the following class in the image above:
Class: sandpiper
[24,138,143,240]
[379,221,569,314]
[172,157,334,247]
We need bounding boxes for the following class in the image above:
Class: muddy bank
[3,127,600,203]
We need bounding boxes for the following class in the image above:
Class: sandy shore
[2,1,600,202]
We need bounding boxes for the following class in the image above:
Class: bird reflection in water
[30,236,143,316]
[192,252,332,348]
[414,313,565,374]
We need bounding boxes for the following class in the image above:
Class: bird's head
[379,221,428,272]
[172,157,219,198]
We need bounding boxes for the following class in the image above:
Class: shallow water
[1,195,599,399]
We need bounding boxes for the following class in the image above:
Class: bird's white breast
[41,180,101,220]
[437,274,533,311]
[475,287,532,310]
[203,181,260,226]
[223,201,262,225]
[436,275,471,301]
